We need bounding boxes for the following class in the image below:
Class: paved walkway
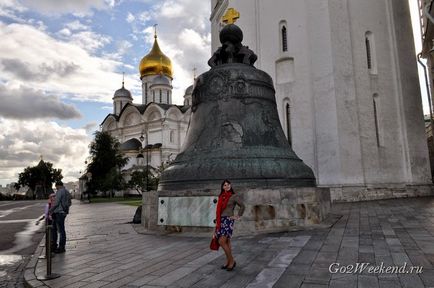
[24,197,434,288]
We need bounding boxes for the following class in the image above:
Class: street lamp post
[144,144,153,191]
[146,148,149,191]
[86,172,92,202]
[138,132,163,192]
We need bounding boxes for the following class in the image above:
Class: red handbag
[210,236,220,251]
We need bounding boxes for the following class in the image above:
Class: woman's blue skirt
[216,216,235,239]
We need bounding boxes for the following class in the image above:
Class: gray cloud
[21,0,109,14]
[1,58,39,80]
[40,62,80,77]
[0,85,82,119]
[82,122,97,133]
[0,151,37,165]
[0,22,129,102]
[1,58,80,81]
[0,118,90,185]
[68,31,111,52]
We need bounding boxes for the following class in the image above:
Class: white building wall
[305,0,342,186]
[345,0,402,184]
[327,0,365,186]
[387,0,431,183]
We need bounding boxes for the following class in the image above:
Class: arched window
[136,154,144,166]
[286,103,292,146]
[145,83,148,103]
[373,94,381,146]
[282,26,287,52]
[365,38,371,70]
[365,31,377,74]
[170,130,175,143]
[153,91,155,102]
[167,91,170,104]
[279,20,288,53]
[159,90,162,103]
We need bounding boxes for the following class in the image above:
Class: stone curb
[23,234,49,288]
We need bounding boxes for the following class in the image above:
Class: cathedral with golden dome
[100,30,192,187]
[139,31,174,105]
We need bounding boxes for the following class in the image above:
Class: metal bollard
[37,222,60,280]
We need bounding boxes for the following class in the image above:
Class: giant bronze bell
[159,23,316,191]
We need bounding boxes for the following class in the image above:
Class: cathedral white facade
[101,32,192,174]
[211,0,433,201]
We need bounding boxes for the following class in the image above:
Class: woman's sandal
[226,262,236,271]
[221,265,228,269]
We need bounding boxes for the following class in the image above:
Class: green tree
[15,160,63,198]
[126,167,158,194]
[126,160,173,194]
[86,131,128,197]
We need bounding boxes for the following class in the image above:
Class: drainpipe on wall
[417,53,434,126]
[417,53,434,173]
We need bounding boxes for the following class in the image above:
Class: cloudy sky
[0,0,211,186]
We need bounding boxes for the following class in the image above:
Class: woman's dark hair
[220,179,234,195]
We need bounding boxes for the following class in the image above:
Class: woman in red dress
[214,179,245,271]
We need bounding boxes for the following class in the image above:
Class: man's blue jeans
[52,213,66,250]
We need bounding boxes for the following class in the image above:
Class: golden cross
[153,24,158,38]
[222,8,240,24]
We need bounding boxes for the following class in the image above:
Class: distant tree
[103,167,126,197]
[86,131,128,197]
[126,160,173,194]
[15,160,63,198]
[153,161,172,188]
[126,167,158,194]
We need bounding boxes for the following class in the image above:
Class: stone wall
[143,187,331,235]
[329,184,434,202]
[143,185,434,234]
[142,190,158,230]
[235,187,330,235]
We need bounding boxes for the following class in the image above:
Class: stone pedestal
[237,187,330,234]
[143,187,330,235]
[141,190,158,230]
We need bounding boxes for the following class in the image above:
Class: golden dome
[139,35,173,79]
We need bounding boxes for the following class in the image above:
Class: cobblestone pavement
[25,197,434,288]
[1,255,31,288]
[0,201,46,288]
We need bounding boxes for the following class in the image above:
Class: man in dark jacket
[49,181,69,253]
